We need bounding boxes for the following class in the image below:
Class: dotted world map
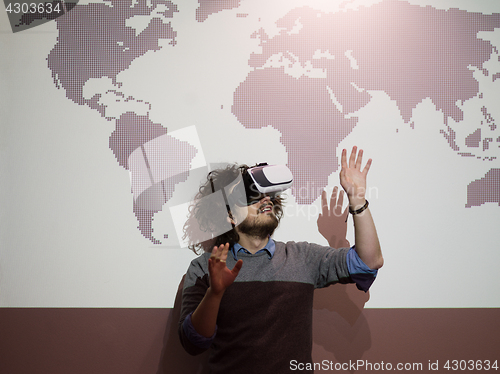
[45,0,500,243]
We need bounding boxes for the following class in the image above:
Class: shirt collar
[231,238,275,261]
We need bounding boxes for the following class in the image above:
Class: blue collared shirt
[231,237,275,260]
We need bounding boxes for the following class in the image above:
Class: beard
[236,212,279,239]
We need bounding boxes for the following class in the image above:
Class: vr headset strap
[208,172,235,230]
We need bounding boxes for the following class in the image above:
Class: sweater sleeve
[178,256,213,355]
[182,312,217,350]
[303,243,352,288]
[310,243,377,291]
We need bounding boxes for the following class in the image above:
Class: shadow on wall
[157,188,372,372]
[157,275,209,374]
[313,187,372,364]
[313,284,371,367]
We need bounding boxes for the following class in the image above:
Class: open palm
[340,146,372,205]
[208,243,242,296]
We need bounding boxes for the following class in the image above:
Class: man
[178,146,383,373]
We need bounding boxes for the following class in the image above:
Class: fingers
[341,148,348,169]
[362,158,372,175]
[210,243,230,264]
[232,259,243,275]
[319,187,348,218]
[330,186,341,216]
[330,186,339,207]
[342,146,370,172]
[220,243,229,262]
[209,244,243,280]
[349,146,357,168]
[355,149,363,170]
[341,191,349,216]
[321,190,329,216]
[329,187,348,217]
[210,244,221,260]
[334,188,344,216]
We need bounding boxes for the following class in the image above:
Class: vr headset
[238,163,293,205]
[209,163,293,205]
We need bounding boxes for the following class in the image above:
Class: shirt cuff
[182,312,217,350]
[346,246,378,292]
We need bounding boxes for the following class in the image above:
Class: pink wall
[1,284,498,373]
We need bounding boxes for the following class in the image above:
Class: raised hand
[340,146,372,207]
[208,243,243,296]
[190,243,243,338]
[317,187,350,248]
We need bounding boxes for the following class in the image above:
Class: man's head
[234,194,280,238]
[183,163,285,254]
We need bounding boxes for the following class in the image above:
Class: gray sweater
[178,241,360,373]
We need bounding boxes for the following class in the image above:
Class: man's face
[234,195,280,238]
